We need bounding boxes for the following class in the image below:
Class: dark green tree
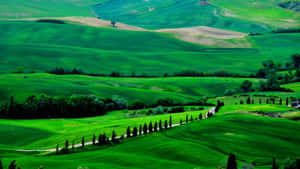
[149,122,153,132]
[92,134,96,145]
[127,126,131,137]
[286,97,289,105]
[133,127,138,136]
[163,120,167,129]
[272,157,279,169]
[247,97,251,104]
[186,114,189,123]
[190,115,193,121]
[65,140,69,152]
[199,113,203,120]
[112,130,116,142]
[98,134,102,145]
[279,98,282,105]
[143,123,148,134]
[139,125,142,135]
[240,80,252,92]
[180,119,183,124]
[226,153,237,169]
[292,54,300,68]
[81,136,85,148]
[259,98,262,104]
[159,120,162,130]
[296,159,300,169]
[169,116,172,127]
[154,122,158,132]
[103,133,107,144]
[56,144,59,155]
[8,160,17,169]
[0,159,3,169]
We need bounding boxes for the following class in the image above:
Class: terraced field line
[15,107,216,152]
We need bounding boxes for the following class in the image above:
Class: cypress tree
[169,115,172,127]
[8,160,17,169]
[164,120,168,129]
[180,119,183,124]
[112,130,116,142]
[186,114,189,123]
[133,127,138,136]
[81,136,85,148]
[279,98,282,105]
[143,123,148,134]
[103,133,107,144]
[273,98,275,104]
[296,159,300,169]
[190,115,193,121]
[159,120,162,130]
[65,140,69,152]
[149,122,153,132]
[98,134,102,145]
[259,98,262,104]
[0,159,3,169]
[266,98,269,104]
[247,97,251,104]
[199,113,202,120]
[226,153,237,169]
[271,157,279,169]
[251,99,254,104]
[286,97,289,105]
[240,100,243,104]
[92,134,96,145]
[72,140,75,151]
[127,126,131,137]
[56,144,59,155]
[139,125,142,135]
[154,122,158,132]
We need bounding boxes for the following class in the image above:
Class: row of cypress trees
[57,109,216,154]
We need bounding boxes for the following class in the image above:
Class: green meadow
[1,112,300,169]
[0,107,209,150]
[0,21,300,75]
[0,73,262,104]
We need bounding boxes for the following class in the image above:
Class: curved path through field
[15,107,216,152]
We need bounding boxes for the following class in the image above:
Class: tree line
[57,102,223,155]
[0,95,128,119]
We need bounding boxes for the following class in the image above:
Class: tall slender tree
[103,133,107,144]
[56,144,59,155]
[149,122,153,132]
[8,160,17,169]
[271,157,279,169]
[180,119,183,124]
[279,98,282,105]
[112,130,116,142]
[0,159,3,169]
[82,136,85,148]
[143,123,148,134]
[199,113,202,120]
[186,114,189,123]
[65,140,69,152]
[154,122,158,132]
[296,159,300,169]
[139,125,142,135]
[127,126,131,137]
[164,120,168,129]
[190,115,193,121]
[92,134,96,145]
[159,120,162,130]
[169,116,172,127]
[286,97,289,105]
[226,153,237,169]
[133,127,138,136]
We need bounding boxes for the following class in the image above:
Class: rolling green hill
[2,112,300,169]
[0,21,299,75]
[0,73,262,104]
[92,0,300,31]
[0,0,106,19]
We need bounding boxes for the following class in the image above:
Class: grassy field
[92,0,300,31]
[1,112,300,169]
[0,107,209,150]
[0,73,263,104]
[1,21,300,75]
[0,0,107,19]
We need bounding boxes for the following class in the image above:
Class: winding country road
[15,107,216,152]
